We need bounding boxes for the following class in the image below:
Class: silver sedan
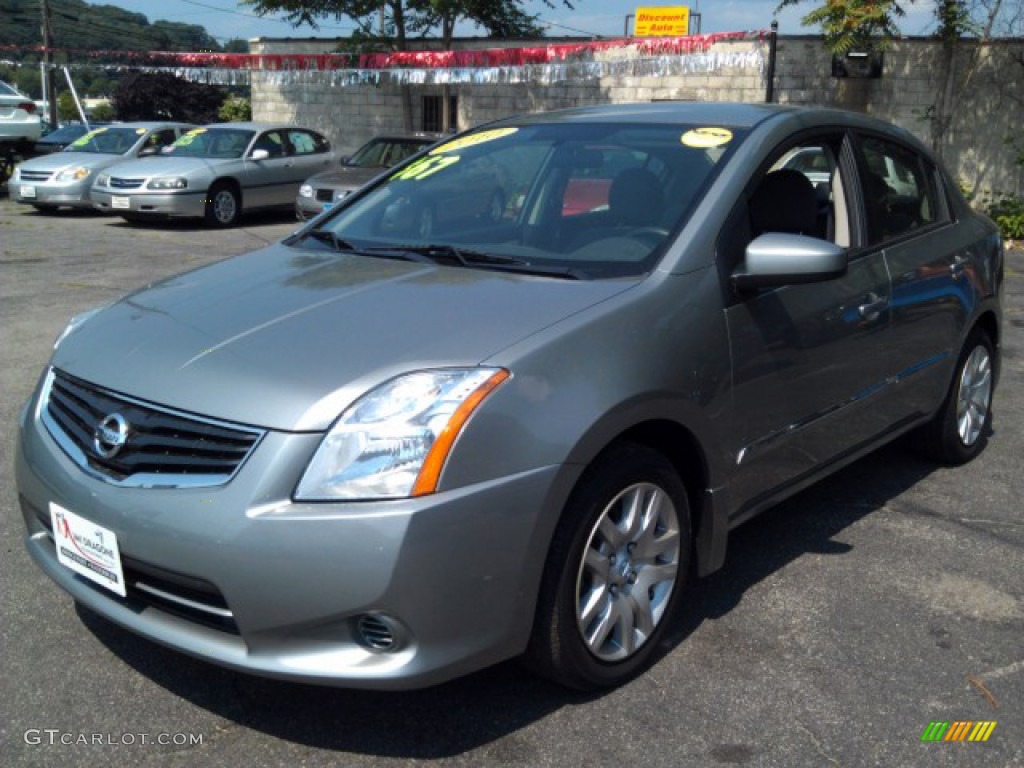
[10,122,193,211]
[91,122,334,226]
[17,103,1004,691]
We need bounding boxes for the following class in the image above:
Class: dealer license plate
[111,196,131,210]
[50,502,127,597]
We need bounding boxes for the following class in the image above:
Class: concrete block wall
[251,36,1023,198]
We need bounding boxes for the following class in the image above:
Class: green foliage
[243,0,565,49]
[776,0,904,53]
[218,96,253,122]
[985,193,1024,241]
[112,72,225,124]
[1,0,222,52]
[56,90,79,121]
[90,101,115,121]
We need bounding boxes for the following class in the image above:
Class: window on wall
[422,95,458,133]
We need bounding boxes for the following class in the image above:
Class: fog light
[355,614,398,652]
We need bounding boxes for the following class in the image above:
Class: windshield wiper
[295,230,359,252]
[364,244,583,279]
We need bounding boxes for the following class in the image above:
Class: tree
[112,72,225,123]
[219,96,253,122]
[56,90,79,122]
[776,0,904,54]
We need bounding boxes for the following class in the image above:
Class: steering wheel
[627,227,670,247]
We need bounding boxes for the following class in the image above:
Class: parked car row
[9,122,335,226]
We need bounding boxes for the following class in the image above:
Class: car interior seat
[749,168,819,238]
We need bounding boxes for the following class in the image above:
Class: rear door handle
[857,292,889,322]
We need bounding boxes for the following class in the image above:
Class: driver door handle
[857,292,888,322]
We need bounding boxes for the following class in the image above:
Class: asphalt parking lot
[1,192,1021,768]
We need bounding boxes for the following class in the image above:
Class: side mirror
[250,148,270,161]
[731,233,847,292]
[339,155,350,165]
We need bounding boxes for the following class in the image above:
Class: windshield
[166,128,255,158]
[304,122,744,279]
[348,138,435,168]
[66,126,144,155]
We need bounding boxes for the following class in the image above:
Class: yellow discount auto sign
[681,127,733,148]
[429,127,518,155]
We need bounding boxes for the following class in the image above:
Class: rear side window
[858,136,941,244]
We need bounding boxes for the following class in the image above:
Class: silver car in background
[295,132,442,220]
[91,122,333,226]
[17,103,1003,691]
[10,123,192,211]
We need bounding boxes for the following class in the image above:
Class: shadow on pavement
[77,441,937,757]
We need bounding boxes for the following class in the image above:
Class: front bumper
[16,387,558,690]
[11,179,94,208]
[91,188,207,218]
[295,195,328,221]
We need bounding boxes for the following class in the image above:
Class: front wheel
[918,328,995,465]
[526,443,691,690]
[204,183,241,227]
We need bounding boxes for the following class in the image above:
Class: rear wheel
[526,443,690,690]
[204,182,241,227]
[918,328,995,465]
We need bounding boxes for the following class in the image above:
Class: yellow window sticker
[681,127,733,148]
[186,128,207,135]
[70,127,108,147]
[136,128,147,134]
[392,154,461,181]
[429,127,518,155]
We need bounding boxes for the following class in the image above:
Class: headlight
[295,368,509,501]
[299,184,313,198]
[95,173,109,186]
[56,166,90,182]
[54,306,105,349]
[148,177,187,190]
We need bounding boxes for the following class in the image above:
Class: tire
[526,443,691,690]
[204,182,241,227]
[918,328,995,465]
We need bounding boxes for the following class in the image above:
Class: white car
[1,80,43,178]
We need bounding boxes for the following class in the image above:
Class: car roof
[97,121,196,130]
[195,122,316,132]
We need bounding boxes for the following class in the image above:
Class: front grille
[109,177,145,189]
[42,368,263,488]
[31,504,239,634]
[315,188,335,203]
[19,170,52,182]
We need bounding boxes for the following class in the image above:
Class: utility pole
[40,0,58,126]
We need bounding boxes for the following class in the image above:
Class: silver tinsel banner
[251,49,765,88]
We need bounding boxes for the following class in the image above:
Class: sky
[88,0,942,44]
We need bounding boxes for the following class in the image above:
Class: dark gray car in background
[16,103,1003,691]
[295,132,442,220]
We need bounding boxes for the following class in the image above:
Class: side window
[253,131,286,158]
[288,130,325,155]
[762,138,850,246]
[149,129,177,149]
[858,136,938,244]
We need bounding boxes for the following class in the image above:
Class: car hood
[52,243,635,432]
[306,165,381,191]
[102,156,221,179]
[19,151,127,173]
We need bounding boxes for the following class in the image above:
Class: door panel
[725,252,893,506]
